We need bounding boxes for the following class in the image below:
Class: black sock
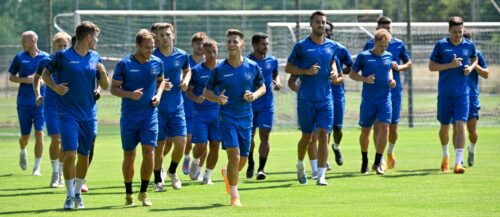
[248,151,255,166]
[374,153,383,166]
[257,157,267,172]
[125,182,133,195]
[362,152,368,162]
[140,180,149,193]
[153,169,161,184]
[168,161,179,174]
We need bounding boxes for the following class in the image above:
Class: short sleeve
[8,55,20,75]
[399,42,410,63]
[254,65,265,88]
[429,42,441,63]
[205,67,219,91]
[46,51,64,74]
[287,43,301,66]
[36,58,50,76]
[352,53,364,73]
[112,61,125,81]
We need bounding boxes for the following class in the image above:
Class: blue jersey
[468,50,487,97]
[9,50,49,106]
[287,37,337,101]
[153,47,190,113]
[430,37,477,96]
[182,55,201,117]
[364,37,410,92]
[113,54,164,118]
[36,54,58,104]
[189,62,219,111]
[352,50,393,100]
[46,47,102,121]
[247,54,278,111]
[205,58,265,127]
[331,42,353,96]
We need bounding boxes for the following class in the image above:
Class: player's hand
[97,63,106,75]
[273,79,281,91]
[305,64,320,75]
[164,78,173,91]
[150,95,160,107]
[55,82,69,95]
[131,88,143,100]
[364,75,375,84]
[329,71,339,82]
[35,95,43,107]
[463,65,472,76]
[195,96,205,104]
[26,75,34,83]
[180,79,189,91]
[450,54,463,68]
[93,89,101,101]
[243,90,257,102]
[391,61,400,71]
[389,79,396,88]
[332,76,344,85]
[217,89,228,105]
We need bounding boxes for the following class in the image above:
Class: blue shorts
[359,97,392,128]
[437,94,469,125]
[120,114,158,151]
[297,99,333,134]
[391,91,402,124]
[468,94,480,120]
[252,109,274,130]
[185,115,193,135]
[17,105,45,135]
[332,95,345,129]
[192,109,220,143]
[219,121,251,157]
[158,108,187,140]
[58,113,95,156]
[43,101,59,135]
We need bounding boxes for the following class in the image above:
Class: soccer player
[285,11,338,185]
[363,16,412,169]
[33,32,71,187]
[111,29,166,207]
[349,28,396,175]
[326,21,353,167]
[42,21,109,209]
[151,23,191,191]
[9,31,49,176]
[245,32,281,180]
[461,29,489,167]
[182,32,208,177]
[429,16,478,174]
[203,29,265,206]
[186,39,220,184]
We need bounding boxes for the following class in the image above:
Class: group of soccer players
[8,10,488,209]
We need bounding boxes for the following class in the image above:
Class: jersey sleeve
[352,53,364,73]
[254,65,265,88]
[158,60,165,78]
[429,42,441,63]
[340,47,353,67]
[469,43,477,59]
[272,58,279,76]
[45,51,64,74]
[96,55,103,80]
[399,41,411,63]
[112,61,125,81]
[287,43,301,66]
[478,52,487,68]
[205,67,219,91]
[8,55,20,75]
[36,58,50,76]
[182,54,190,70]
[189,67,198,87]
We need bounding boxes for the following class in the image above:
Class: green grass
[0,126,499,216]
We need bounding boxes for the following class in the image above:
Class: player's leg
[33,105,45,176]
[59,115,79,209]
[256,128,270,180]
[451,94,469,174]
[359,99,376,174]
[373,122,388,175]
[387,92,401,169]
[315,99,333,185]
[297,99,316,184]
[17,105,32,171]
[307,133,318,179]
[332,94,345,166]
[437,95,452,172]
[72,120,96,209]
[359,127,371,174]
[166,110,187,189]
[467,118,478,167]
[137,116,157,206]
[203,140,220,184]
[182,133,193,175]
[153,112,167,191]
[247,126,257,179]
[219,125,242,206]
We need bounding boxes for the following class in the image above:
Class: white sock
[333,143,339,150]
[229,185,239,198]
[318,167,327,178]
[442,144,449,158]
[310,160,318,173]
[20,148,27,156]
[204,168,213,179]
[65,178,75,197]
[34,158,42,170]
[74,178,85,195]
[468,143,476,153]
[387,143,395,155]
[196,165,202,176]
[184,154,191,160]
[193,158,200,166]
[455,148,464,166]
[51,160,59,173]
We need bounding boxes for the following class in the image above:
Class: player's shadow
[0,173,14,178]
[382,168,441,178]
[239,183,293,191]
[0,190,63,198]
[0,186,50,192]
[0,205,122,215]
[150,203,224,211]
